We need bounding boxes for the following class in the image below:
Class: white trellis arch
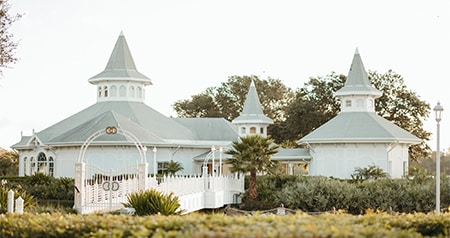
[74,126,149,214]
[77,126,147,164]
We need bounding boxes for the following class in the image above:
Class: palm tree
[226,135,279,200]
[165,160,184,176]
[352,164,389,181]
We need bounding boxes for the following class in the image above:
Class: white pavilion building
[298,49,421,178]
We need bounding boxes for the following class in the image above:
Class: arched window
[98,87,102,97]
[119,85,126,97]
[30,157,36,175]
[103,86,108,97]
[110,85,117,97]
[260,127,264,134]
[250,127,256,134]
[38,152,47,174]
[48,157,54,176]
[240,127,246,134]
[137,87,142,98]
[129,86,135,98]
[23,157,29,176]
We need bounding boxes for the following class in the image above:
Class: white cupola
[232,80,273,137]
[334,48,382,113]
[88,31,152,103]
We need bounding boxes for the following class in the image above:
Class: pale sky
[1,0,449,153]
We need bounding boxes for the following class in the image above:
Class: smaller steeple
[334,48,381,97]
[334,49,382,113]
[232,79,273,137]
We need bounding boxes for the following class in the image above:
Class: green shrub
[241,175,450,214]
[124,189,183,216]
[22,174,74,201]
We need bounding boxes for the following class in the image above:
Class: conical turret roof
[89,31,152,84]
[232,80,273,124]
[334,48,381,97]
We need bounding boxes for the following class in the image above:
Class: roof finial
[119,30,124,36]
[355,47,360,55]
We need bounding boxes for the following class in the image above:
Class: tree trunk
[248,169,257,200]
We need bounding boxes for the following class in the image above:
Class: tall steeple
[334,49,382,112]
[232,80,273,137]
[89,32,152,102]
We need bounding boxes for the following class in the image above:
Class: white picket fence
[73,162,244,214]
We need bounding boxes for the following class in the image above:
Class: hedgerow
[1,212,449,237]
[241,175,450,214]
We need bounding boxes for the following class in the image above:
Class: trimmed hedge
[241,175,450,214]
[1,212,450,237]
[1,174,74,203]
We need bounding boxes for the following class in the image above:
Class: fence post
[15,197,24,214]
[203,165,208,191]
[7,189,14,213]
[74,162,86,214]
[138,163,148,191]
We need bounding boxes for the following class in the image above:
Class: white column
[152,147,157,175]
[219,147,223,177]
[288,162,293,175]
[211,145,216,177]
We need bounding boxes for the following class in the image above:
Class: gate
[73,126,148,214]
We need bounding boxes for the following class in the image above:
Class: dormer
[334,48,382,113]
[232,80,273,137]
[88,31,152,103]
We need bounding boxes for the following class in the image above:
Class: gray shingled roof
[334,49,382,97]
[232,80,273,124]
[298,112,422,144]
[174,118,238,141]
[88,32,152,84]
[11,101,198,147]
[272,148,311,161]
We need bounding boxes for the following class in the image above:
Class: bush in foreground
[123,189,182,216]
[1,211,450,237]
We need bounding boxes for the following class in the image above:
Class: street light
[434,101,444,215]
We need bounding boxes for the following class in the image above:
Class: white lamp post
[152,146,157,176]
[434,101,443,215]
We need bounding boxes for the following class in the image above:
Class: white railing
[74,162,244,214]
